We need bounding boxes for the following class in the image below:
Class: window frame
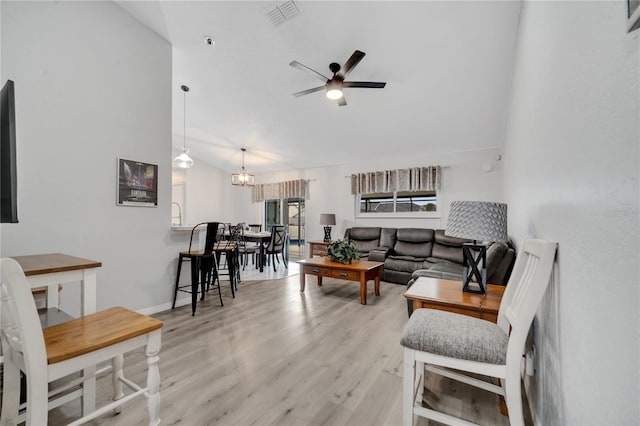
[355,190,440,219]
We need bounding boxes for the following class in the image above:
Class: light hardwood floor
[49,271,517,425]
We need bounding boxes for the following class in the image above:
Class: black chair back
[188,222,222,254]
[267,225,287,252]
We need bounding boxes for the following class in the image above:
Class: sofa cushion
[400,309,508,365]
[347,227,381,241]
[394,241,433,258]
[386,256,433,273]
[486,242,507,272]
[380,228,397,249]
[431,244,464,264]
[487,243,515,285]
[396,228,435,243]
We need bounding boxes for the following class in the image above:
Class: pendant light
[231,148,255,186]
[173,85,194,169]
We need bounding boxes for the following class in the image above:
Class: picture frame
[628,0,640,32]
[117,158,158,207]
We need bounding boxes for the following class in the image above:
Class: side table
[403,277,504,323]
[308,240,331,258]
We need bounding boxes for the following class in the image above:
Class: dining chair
[173,222,223,316]
[264,225,288,272]
[401,237,558,426]
[213,226,241,296]
[236,224,259,271]
[0,257,163,426]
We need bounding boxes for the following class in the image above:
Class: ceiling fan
[289,50,386,106]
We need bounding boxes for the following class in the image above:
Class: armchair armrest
[368,246,391,262]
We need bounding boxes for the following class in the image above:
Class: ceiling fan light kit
[290,50,386,106]
[173,84,194,169]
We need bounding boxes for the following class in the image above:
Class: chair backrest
[188,222,222,254]
[248,224,262,232]
[498,237,557,365]
[1,257,48,382]
[267,225,287,252]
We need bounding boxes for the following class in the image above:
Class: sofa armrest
[368,246,391,262]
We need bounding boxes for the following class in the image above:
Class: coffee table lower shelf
[298,258,384,305]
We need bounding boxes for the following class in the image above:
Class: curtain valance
[350,166,441,195]
[251,179,307,202]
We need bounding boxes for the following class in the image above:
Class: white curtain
[252,179,307,202]
[350,166,441,194]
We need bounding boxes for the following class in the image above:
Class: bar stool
[173,222,223,316]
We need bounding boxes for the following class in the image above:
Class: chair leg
[190,258,199,316]
[25,355,49,426]
[403,348,416,426]
[0,347,20,426]
[272,253,277,272]
[112,354,125,414]
[505,365,525,426]
[172,255,184,309]
[146,331,162,426]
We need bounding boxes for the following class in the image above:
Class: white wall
[1,1,178,313]
[171,155,258,226]
[251,147,504,242]
[503,1,639,424]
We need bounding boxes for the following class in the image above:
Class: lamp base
[461,242,488,294]
[323,226,332,243]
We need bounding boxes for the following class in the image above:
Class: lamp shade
[319,213,336,226]
[445,201,508,242]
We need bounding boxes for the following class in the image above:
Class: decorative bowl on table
[326,239,359,264]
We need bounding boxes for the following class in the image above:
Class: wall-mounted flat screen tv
[1,79,18,223]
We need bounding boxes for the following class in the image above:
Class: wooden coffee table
[298,257,384,305]
[404,276,505,323]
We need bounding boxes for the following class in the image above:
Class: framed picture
[628,0,640,32]
[117,158,158,207]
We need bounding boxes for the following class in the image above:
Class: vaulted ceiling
[116,1,521,173]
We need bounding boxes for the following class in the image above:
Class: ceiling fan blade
[289,61,329,82]
[292,86,326,97]
[343,50,366,75]
[337,97,347,106]
[343,81,386,89]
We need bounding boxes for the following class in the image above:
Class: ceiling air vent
[265,1,301,26]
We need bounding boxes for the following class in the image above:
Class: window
[358,191,437,216]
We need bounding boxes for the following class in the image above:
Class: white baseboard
[137,297,191,316]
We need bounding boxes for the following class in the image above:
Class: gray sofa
[343,227,515,286]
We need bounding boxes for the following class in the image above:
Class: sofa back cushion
[393,229,434,258]
[345,227,381,254]
[486,242,515,285]
[380,228,397,248]
[431,230,471,264]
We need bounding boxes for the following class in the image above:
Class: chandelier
[231,148,255,186]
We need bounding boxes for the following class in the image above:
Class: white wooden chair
[401,237,558,426]
[0,257,163,426]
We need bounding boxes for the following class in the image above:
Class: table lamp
[445,201,508,294]
[319,213,336,242]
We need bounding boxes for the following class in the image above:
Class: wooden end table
[307,240,331,257]
[298,257,384,305]
[403,276,505,323]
